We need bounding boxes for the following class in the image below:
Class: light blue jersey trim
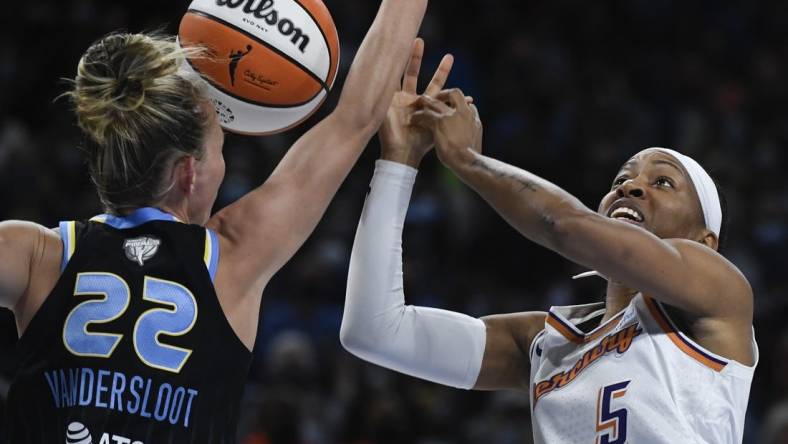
[90,207,180,229]
[59,221,72,272]
[206,229,220,282]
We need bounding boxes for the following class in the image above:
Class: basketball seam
[186,8,330,92]
[289,0,337,86]
[184,57,324,109]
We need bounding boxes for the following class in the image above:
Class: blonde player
[341,89,757,443]
[0,0,453,440]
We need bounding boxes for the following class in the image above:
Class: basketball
[179,0,340,135]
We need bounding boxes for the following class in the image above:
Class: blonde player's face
[189,103,226,225]
[597,149,709,243]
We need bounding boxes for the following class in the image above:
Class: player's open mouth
[608,206,644,225]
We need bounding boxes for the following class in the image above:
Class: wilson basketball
[179,0,340,135]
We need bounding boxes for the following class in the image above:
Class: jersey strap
[529,329,547,361]
[204,229,220,282]
[58,221,77,272]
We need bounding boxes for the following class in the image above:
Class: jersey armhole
[58,221,77,272]
[643,296,731,372]
[529,329,547,363]
[203,228,220,283]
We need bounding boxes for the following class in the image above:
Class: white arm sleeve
[340,160,487,390]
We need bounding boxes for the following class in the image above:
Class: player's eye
[655,177,674,188]
[612,176,628,188]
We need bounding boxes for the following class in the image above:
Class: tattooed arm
[411,89,585,250]
[412,92,754,366]
[455,155,581,248]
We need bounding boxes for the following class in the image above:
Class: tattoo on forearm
[470,159,540,192]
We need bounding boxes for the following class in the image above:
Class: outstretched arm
[208,0,429,290]
[412,91,752,322]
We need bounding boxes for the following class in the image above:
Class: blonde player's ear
[174,156,198,195]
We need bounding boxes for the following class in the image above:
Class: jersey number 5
[596,380,630,444]
[63,273,198,373]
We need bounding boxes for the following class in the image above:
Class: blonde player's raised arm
[205,0,429,349]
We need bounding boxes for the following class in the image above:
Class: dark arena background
[1,1,787,442]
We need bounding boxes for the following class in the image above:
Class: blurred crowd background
[1,0,787,443]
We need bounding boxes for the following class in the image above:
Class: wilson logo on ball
[215,0,310,52]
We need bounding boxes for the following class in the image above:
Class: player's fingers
[434,88,468,111]
[470,103,480,120]
[424,54,455,97]
[402,38,425,93]
[412,94,452,114]
[409,109,442,128]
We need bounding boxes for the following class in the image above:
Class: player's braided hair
[64,32,209,214]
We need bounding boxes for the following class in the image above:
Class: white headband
[572,148,722,281]
[650,148,722,237]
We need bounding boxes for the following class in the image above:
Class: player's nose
[616,179,645,199]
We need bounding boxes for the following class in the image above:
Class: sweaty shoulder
[0,221,62,323]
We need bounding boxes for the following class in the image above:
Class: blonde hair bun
[69,33,197,144]
[64,32,210,214]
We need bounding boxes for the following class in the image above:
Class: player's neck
[601,281,638,324]
[156,203,191,224]
[155,193,193,224]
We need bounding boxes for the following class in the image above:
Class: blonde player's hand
[410,88,482,168]
[379,38,455,168]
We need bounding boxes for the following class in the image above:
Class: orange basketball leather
[180,13,323,106]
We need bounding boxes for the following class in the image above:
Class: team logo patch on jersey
[123,236,161,266]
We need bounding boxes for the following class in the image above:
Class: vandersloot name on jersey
[45,367,199,428]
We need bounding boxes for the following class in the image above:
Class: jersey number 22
[63,272,198,373]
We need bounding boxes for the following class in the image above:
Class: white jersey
[529,294,757,444]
